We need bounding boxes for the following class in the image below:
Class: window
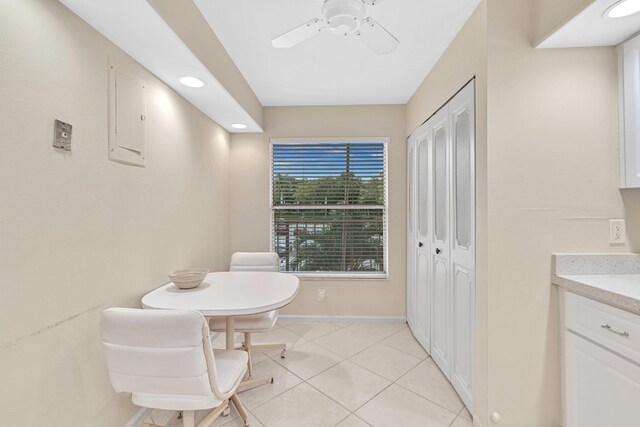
[270,138,388,277]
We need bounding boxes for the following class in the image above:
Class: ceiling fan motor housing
[321,0,366,34]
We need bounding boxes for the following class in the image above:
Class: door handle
[418,242,423,248]
[436,248,441,254]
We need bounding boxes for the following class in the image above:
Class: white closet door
[449,81,475,409]
[430,107,452,376]
[406,80,475,412]
[406,138,417,330]
[414,130,432,352]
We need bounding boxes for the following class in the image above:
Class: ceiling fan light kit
[271,0,399,55]
[322,0,365,34]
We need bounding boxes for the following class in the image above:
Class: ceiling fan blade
[271,18,326,48]
[356,17,399,55]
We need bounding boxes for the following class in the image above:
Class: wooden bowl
[168,269,209,289]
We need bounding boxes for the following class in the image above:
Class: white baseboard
[124,407,151,427]
[278,315,407,324]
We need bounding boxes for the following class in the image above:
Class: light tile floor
[145,321,472,427]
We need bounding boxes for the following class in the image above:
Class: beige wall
[533,0,592,46]
[0,0,230,425]
[486,0,640,425]
[229,105,407,317]
[406,2,489,425]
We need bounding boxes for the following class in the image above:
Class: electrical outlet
[610,219,626,244]
[318,288,326,302]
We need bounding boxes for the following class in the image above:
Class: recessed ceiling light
[606,0,640,18]
[231,123,248,130]
[179,76,205,88]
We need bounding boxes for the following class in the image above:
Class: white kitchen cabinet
[407,80,475,410]
[562,291,640,427]
[618,34,640,188]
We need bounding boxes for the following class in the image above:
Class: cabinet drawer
[565,291,640,363]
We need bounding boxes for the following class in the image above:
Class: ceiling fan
[271,0,399,55]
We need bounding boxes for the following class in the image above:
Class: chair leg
[196,400,230,427]
[250,342,287,356]
[244,332,253,378]
[182,411,195,427]
[237,375,274,392]
[231,393,250,427]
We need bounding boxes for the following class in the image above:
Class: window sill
[285,273,389,281]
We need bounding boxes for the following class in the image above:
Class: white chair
[209,252,287,377]
[101,308,250,427]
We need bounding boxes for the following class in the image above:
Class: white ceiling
[194,0,481,106]
[539,0,640,48]
[59,0,263,133]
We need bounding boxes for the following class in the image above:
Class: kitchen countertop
[552,254,640,314]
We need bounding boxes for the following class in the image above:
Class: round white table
[142,271,300,350]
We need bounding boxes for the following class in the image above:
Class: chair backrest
[229,252,280,272]
[100,308,219,398]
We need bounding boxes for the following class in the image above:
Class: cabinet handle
[436,248,441,254]
[418,242,423,248]
[601,324,630,337]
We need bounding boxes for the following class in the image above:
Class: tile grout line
[309,346,459,425]
[277,322,348,341]
[156,322,458,427]
[450,415,464,427]
[315,324,442,426]
[239,359,305,416]
[299,328,397,427]
[266,323,420,426]
[391,376,461,419]
[212,325,309,427]
[249,327,351,423]
[217,322,462,427]
[377,339,429,359]
[337,329,424,384]
[254,323,396,425]
[376,334,430,360]
[305,325,403,359]
[347,353,422,384]
[305,363,388,415]
[313,323,461,421]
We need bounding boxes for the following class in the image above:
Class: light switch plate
[610,219,626,244]
[53,119,72,151]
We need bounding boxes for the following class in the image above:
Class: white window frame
[269,137,389,279]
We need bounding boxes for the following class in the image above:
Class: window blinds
[271,141,387,275]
